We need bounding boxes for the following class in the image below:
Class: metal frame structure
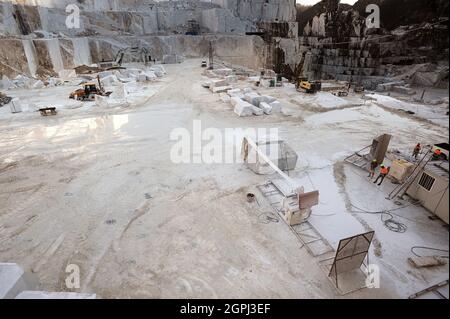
[409,279,449,299]
[325,231,375,294]
[344,145,372,170]
[256,181,333,257]
[345,134,392,171]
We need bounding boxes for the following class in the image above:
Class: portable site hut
[406,160,449,224]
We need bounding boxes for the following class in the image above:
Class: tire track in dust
[0,182,50,250]
[79,197,153,290]
[0,183,48,219]
[332,161,383,257]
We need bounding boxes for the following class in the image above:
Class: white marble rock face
[0,0,296,37]
[0,0,295,78]
[211,0,296,22]
[5,1,277,37]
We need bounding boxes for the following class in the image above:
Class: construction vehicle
[296,77,322,93]
[69,75,112,101]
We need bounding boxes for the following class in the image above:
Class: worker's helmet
[381,164,385,168]
[372,159,377,162]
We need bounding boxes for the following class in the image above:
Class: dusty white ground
[0,59,448,298]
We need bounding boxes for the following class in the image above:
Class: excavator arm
[114,47,150,66]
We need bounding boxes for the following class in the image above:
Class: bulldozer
[296,77,322,94]
[69,75,112,101]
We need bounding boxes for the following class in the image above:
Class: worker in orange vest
[373,165,390,186]
[412,143,421,159]
[432,148,442,160]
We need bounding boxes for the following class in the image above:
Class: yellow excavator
[296,77,322,94]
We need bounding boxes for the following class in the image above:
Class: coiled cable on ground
[350,204,408,233]
[411,246,449,259]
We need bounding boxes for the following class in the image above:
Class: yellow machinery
[296,77,322,94]
[69,75,112,101]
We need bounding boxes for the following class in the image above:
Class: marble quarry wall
[0,1,230,36]
[0,0,297,37]
[0,35,266,78]
[1,0,174,11]
[1,0,447,88]
[201,8,256,34]
[211,0,296,22]
[253,21,300,79]
[1,0,290,78]
[293,0,449,88]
